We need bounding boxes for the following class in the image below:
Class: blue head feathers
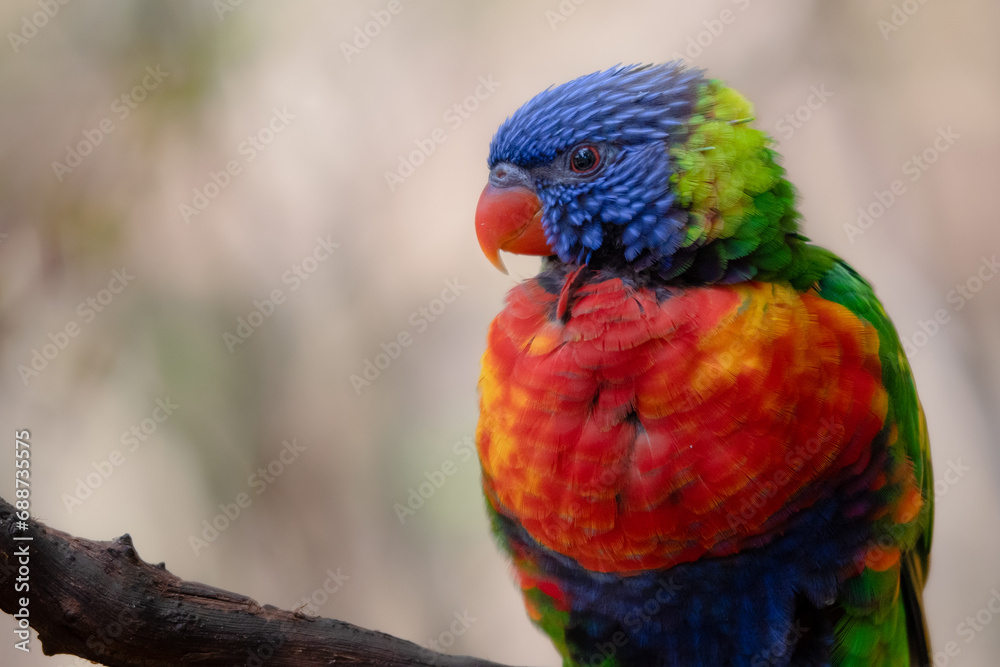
[487,63,703,271]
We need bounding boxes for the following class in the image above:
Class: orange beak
[475,181,552,274]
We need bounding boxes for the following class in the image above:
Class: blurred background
[2,1,998,665]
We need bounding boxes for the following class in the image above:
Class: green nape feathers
[669,78,836,287]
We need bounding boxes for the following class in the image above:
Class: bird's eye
[569,145,601,174]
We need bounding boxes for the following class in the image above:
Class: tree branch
[0,495,524,666]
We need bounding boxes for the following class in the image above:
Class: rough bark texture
[0,496,522,666]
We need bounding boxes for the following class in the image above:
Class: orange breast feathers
[476,275,887,573]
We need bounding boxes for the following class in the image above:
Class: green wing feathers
[817,260,933,665]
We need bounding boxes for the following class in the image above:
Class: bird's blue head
[476,63,800,283]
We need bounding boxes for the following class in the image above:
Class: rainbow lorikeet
[473,64,932,666]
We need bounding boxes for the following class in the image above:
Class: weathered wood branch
[0,495,524,666]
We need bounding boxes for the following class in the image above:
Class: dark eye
[569,145,601,174]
